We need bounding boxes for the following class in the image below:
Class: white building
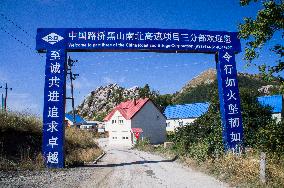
[104,98,166,147]
[164,102,210,132]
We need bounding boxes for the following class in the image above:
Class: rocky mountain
[179,68,216,93]
[77,69,281,120]
[77,84,140,120]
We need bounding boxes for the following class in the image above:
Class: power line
[0,13,211,69]
[0,27,44,58]
[0,13,32,38]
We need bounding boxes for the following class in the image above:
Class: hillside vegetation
[173,69,281,104]
[0,111,102,170]
[77,69,281,122]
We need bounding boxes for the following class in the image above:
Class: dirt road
[0,138,228,188]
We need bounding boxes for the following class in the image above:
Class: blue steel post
[216,50,244,154]
[42,49,66,168]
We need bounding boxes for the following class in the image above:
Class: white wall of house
[131,101,166,144]
[166,118,196,132]
[107,111,132,146]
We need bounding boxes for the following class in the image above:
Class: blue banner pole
[42,49,66,168]
[216,50,244,155]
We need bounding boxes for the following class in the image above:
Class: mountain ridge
[77,69,281,120]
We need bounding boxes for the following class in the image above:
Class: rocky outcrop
[77,84,140,119]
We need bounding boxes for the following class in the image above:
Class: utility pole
[0,83,12,111]
[0,86,3,111]
[66,56,79,125]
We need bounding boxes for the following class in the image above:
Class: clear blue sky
[0,0,280,115]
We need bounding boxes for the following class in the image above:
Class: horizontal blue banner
[36,28,241,54]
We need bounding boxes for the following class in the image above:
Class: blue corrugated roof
[65,114,86,123]
[257,95,282,113]
[164,102,210,119]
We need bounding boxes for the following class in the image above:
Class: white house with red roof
[104,98,166,146]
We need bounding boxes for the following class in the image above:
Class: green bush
[172,88,276,159]
[188,140,210,162]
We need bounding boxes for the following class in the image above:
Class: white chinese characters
[45,50,63,165]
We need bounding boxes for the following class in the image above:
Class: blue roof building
[164,102,210,119]
[164,102,210,131]
[257,95,283,113]
[65,114,86,126]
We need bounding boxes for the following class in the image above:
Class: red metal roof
[131,128,143,133]
[104,98,150,121]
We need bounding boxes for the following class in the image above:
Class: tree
[172,89,273,159]
[138,84,152,98]
[238,0,283,82]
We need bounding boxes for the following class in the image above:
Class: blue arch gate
[36,28,244,168]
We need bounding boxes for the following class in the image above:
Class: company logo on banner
[217,50,244,154]
[42,33,64,45]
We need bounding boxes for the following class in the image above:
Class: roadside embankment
[0,111,103,170]
[135,139,284,187]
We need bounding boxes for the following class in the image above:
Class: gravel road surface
[0,138,228,188]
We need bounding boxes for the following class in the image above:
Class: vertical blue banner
[217,50,244,154]
[43,49,66,168]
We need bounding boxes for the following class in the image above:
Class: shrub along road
[0,138,228,187]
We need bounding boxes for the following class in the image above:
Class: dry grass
[0,111,103,170]
[188,150,284,187]
[65,127,103,166]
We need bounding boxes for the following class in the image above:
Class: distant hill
[173,69,281,104]
[77,69,281,121]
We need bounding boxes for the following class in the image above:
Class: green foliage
[92,112,108,121]
[134,138,154,151]
[172,88,275,161]
[239,88,273,147]
[138,84,173,110]
[113,87,124,105]
[174,81,217,104]
[238,0,284,80]
[257,120,284,154]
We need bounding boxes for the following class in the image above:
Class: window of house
[118,116,123,124]
[125,137,128,139]
[179,121,183,126]
[122,137,125,139]
[166,122,170,127]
